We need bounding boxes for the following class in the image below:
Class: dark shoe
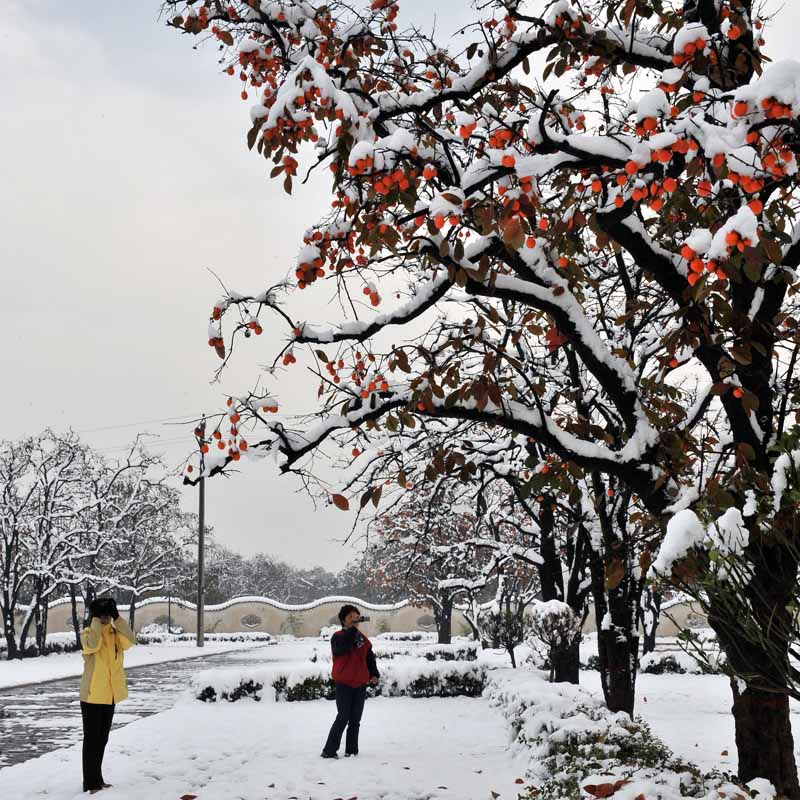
[321,751,338,759]
[345,752,358,757]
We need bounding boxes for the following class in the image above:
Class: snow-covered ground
[0,640,269,690]
[4,636,800,799]
[581,671,800,773]
[0,692,529,799]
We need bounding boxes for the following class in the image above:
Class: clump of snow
[772,450,800,511]
[736,60,800,117]
[674,23,709,56]
[708,207,760,260]
[636,88,669,122]
[650,509,706,576]
[651,506,751,582]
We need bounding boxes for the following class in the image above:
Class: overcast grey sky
[1,1,797,569]
[0,0,476,570]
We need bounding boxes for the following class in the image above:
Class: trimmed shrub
[640,653,687,675]
[136,631,273,645]
[486,670,756,800]
[194,662,487,703]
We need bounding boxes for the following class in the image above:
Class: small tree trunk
[34,590,46,654]
[507,644,517,668]
[18,605,35,657]
[128,592,136,629]
[553,636,580,684]
[69,585,81,648]
[2,609,19,659]
[731,682,800,799]
[1,583,20,659]
[641,589,661,656]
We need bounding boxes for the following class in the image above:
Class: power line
[77,413,203,435]
[93,436,194,455]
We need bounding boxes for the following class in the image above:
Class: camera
[358,615,370,623]
[90,598,116,618]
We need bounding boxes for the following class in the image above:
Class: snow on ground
[0,641,269,690]
[581,671,800,771]
[0,692,529,800]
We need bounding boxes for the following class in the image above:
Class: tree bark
[705,536,800,798]
[69,585,81,648]
[731,683,800,799]
[587,541,638,715]
[641,588,661,656]
[553,636,580,684]
[597,625,637,715]
[507,644,517,668]
[435,594,453,644]
[1,606,19,659]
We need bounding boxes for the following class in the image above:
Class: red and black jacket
[330,626,380,688]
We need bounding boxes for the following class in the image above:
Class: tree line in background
[0,430,194,658]
[0,429,402,660]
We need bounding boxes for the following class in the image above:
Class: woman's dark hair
[338,604,359,624]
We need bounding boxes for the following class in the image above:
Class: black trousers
[322,683,367,755]
[81,701,115,791]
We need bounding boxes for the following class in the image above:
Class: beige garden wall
[33,596,707,638]
[40,596,474,637]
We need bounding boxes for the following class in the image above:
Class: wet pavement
[0,646,279,768]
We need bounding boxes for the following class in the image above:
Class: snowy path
[0,693,528,800]
[0,647,274,767]
[0,641,271,690]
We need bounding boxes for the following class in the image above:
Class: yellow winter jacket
[80,617,135,704]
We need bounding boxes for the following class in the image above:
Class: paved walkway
[0,648,272,767]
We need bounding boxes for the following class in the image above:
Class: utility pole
[195,417,207,648]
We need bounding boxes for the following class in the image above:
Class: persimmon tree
[168,0,800,792]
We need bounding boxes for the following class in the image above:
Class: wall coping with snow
[43,595,413,613]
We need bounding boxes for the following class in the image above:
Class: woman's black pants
[81,701,115,791]
[322,683,367,755]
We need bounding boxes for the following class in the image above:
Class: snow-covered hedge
[0,632,80,657]
[486,669,768,800]
[373,631,437,642]
[192,661,487,703]
[138,622,185,636]
[136,631,273,646]
[374,641,480,661]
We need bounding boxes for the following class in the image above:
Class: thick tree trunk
[553,636,580,684]
[706,537,800,798]
[587,542,638,715]
[435,595,452,644]
[597,627,637,715]
[731,683,800,799]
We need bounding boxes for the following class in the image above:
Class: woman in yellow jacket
[80,597,135,794]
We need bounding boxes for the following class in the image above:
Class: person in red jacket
[321,604,380,759]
